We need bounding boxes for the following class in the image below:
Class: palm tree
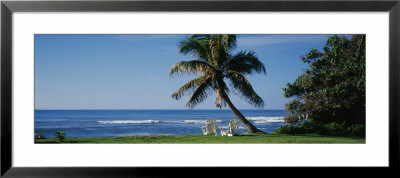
[169,34,266,134]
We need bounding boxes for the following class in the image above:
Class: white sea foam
[84,128,97,131]
[220,126,246,129]
[98,120,161,124]
[97,117,284,125]
[177,120,222,124]
[246,116,285,123]
[98,119,222,124]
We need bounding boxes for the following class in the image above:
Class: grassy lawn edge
[35,134,365,144]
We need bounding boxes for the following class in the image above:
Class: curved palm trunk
[221,93,266,134]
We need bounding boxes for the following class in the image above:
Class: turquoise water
[35,109,287,138]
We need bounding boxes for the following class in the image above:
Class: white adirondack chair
[34,132,45,139]
[201,118,218,136]
[220,119,239,136]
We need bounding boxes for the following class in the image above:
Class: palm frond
[171,75,212,100]
[222,34,237,51]
[169,60,215,76]
[182,34,237,70]
[178,37,211,62]
[226,70,264,108]
[224,50,266,75]
[191,34,212,41]
[207,35,232,69]
[225,64,263,75]
[186,77,214,108]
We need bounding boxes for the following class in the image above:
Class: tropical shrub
[54,130,70,142]
[281,35,366,136]
[274,120,316,134]
[283,35,365,125]
[274,120,365,137]
[348,124,366,137]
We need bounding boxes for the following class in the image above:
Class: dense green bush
[273,125,307,134]
[320,122,347,135]
[274,120,365,137]
[274,121,315,134]
[54,130,70,142]
[279,35,366,136]
[348,124,365,137]
[283,35,366,125]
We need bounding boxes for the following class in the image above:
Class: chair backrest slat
[229,119,239,134]
[205,118,217,135]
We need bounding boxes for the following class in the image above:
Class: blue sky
[35,34,328,110]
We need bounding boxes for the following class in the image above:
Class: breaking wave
[98,117,285,125]
[98,120,223,124]
[246,116,285,123]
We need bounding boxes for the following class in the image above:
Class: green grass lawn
[35,134,365,144]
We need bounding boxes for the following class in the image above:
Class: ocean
[34,109,287,138]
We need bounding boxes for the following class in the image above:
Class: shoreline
[35,110,287,138]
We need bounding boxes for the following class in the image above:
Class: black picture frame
[1,0,399,177]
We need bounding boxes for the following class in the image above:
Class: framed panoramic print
[1,0,399,177]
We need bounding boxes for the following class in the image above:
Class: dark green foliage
[348,123,366,136]
[283,35,366,128]
[274,121,316,135]
[274,120,365,137]
[54,130,70,142]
